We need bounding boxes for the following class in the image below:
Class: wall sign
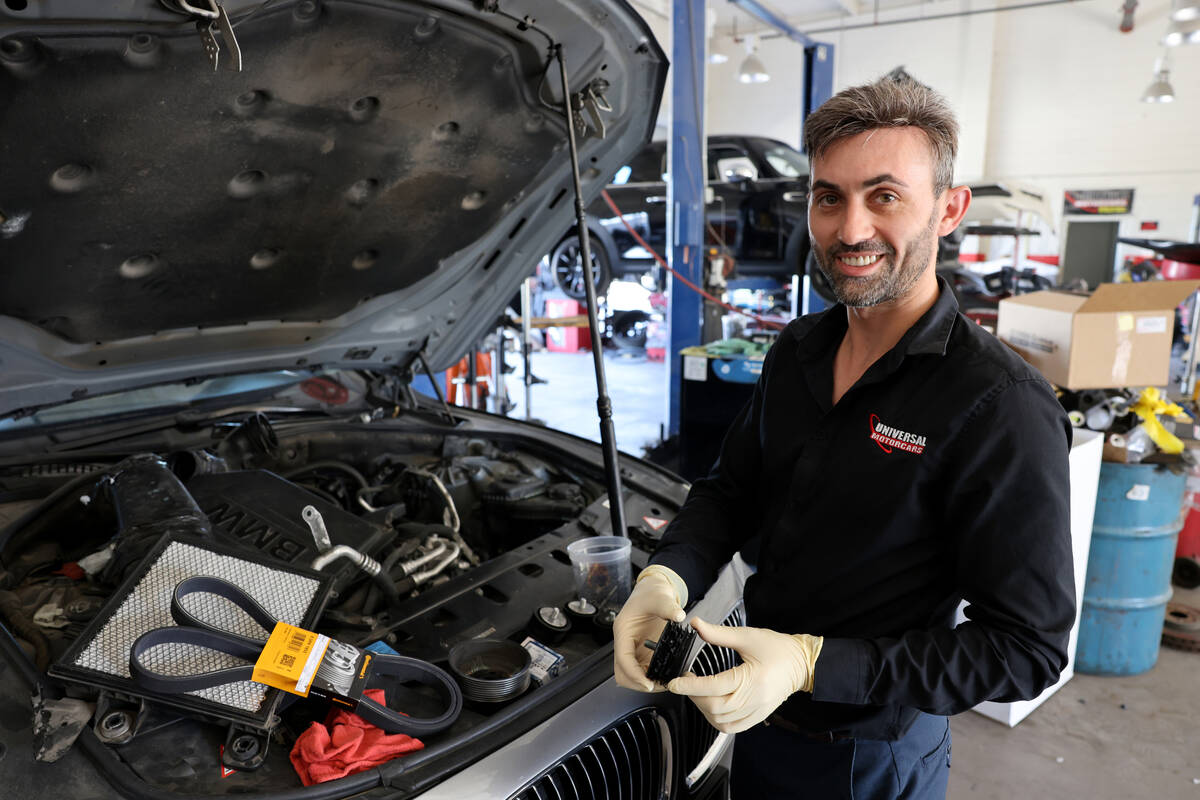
[1064,189,1134,215]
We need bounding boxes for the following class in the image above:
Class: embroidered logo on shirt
[869,414,927,455]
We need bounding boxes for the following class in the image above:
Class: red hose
[599,190,786,331]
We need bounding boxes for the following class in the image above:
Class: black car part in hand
[130,576,463,737]
[645,620,697,684]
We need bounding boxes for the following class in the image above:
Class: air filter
[51,534,331,731]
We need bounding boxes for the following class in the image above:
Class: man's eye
[816,195,839,207]
[876,192,898,204]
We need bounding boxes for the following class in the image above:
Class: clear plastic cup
[566,536,632,613]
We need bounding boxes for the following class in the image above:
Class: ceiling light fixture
[1141,55,1175,102]
[1163,16,1200,45]
[1171,0,1200,22]
[737,35,769,84]
[705,8,730,64]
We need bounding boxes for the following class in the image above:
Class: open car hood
[0,0,666,419]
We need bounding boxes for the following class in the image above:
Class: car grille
[511,709,671,800]
[680,604,745,783]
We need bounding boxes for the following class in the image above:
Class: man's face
[807,127,946,308]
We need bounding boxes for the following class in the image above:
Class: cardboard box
[957,428,1103,726]
[997,281,1200,389]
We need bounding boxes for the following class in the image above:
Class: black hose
[281,461,370,491]
[394,522,457,542]
[0,469,107,562]
[363,546,408,616]
[0,591,51,671]
[369,571,399,612]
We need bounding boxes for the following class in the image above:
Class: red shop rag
[289,688,424,786]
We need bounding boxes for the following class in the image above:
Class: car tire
[608,309,650,350]
[551,235,611,302]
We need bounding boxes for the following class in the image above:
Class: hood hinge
[163,0,243,71]
[572,78,612,140]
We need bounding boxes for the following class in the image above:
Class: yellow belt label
[252,621,330,696]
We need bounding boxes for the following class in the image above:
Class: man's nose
[838,199,875,245]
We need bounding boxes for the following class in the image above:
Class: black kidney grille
[512,709,668,800]
[681,604,745,778]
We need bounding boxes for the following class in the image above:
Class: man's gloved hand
[666,618,823,734]
[613,565,688,692]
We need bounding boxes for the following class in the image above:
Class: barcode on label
[287,630,308,652]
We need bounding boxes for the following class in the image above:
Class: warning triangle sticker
[642,516,668,531]
[218,745,238,778]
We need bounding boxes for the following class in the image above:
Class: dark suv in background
[547,135,812,300]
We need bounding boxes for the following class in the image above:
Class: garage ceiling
[633,0,950,35]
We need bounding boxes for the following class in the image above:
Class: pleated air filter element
[52,534,332,731]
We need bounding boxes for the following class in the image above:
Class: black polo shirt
[652,278,1075,740]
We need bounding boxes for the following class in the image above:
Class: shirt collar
[794,274,960,362]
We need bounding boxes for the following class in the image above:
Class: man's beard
[813,211,939,308]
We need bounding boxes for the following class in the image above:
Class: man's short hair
[803,76,959,195]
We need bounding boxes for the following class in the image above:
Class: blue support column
[802,41,835,315]
[666,0,705,438]
[802,42,835,134]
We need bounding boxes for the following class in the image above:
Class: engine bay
[0,411,670,792]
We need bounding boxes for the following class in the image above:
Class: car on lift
[0,2,744,799]
[546,135,813,300]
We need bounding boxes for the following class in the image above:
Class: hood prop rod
[554,44,627,539]
[415,349,456,425]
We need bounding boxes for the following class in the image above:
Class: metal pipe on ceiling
[756,0,1088,39]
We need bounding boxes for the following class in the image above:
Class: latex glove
[667,618,823,734]
[613,565,688,692]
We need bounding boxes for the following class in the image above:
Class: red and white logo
[869,414,927,455]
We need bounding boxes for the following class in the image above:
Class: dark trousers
[730,712,951,799]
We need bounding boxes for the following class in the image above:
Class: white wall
[824,10,996,183]
[700,0,1200,253]
[707,35,807,148]
[985,0,1200,254]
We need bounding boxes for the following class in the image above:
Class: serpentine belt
[129,575,462,737]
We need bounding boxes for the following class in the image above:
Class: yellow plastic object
[252,621,330,696]
[1130,387,1191,455]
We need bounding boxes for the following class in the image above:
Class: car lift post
[666,2,836,436]
[556,45,627,538]
[666,0,706,438]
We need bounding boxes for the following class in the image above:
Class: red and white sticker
[218,745,238,778]
[642,516,668,531]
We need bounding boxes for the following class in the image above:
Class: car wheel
[609,309,650,350]
[551,235,611,302]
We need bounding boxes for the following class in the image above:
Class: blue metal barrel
[1077,462,1186,675]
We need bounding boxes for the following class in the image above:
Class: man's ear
[937,185,972,237]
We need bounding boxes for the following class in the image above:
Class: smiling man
[614,77,1075,798]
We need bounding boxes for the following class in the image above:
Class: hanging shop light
[1141,55,1175,102]
[1171,0,1200,22]
[706,8,730,64]
[737,36,770,84]
[1163,16,1200,45]
[709,38,730,64]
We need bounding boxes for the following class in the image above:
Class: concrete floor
[504,349,669,457]
[503,349,1200,799]
[947,590,1200,800]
